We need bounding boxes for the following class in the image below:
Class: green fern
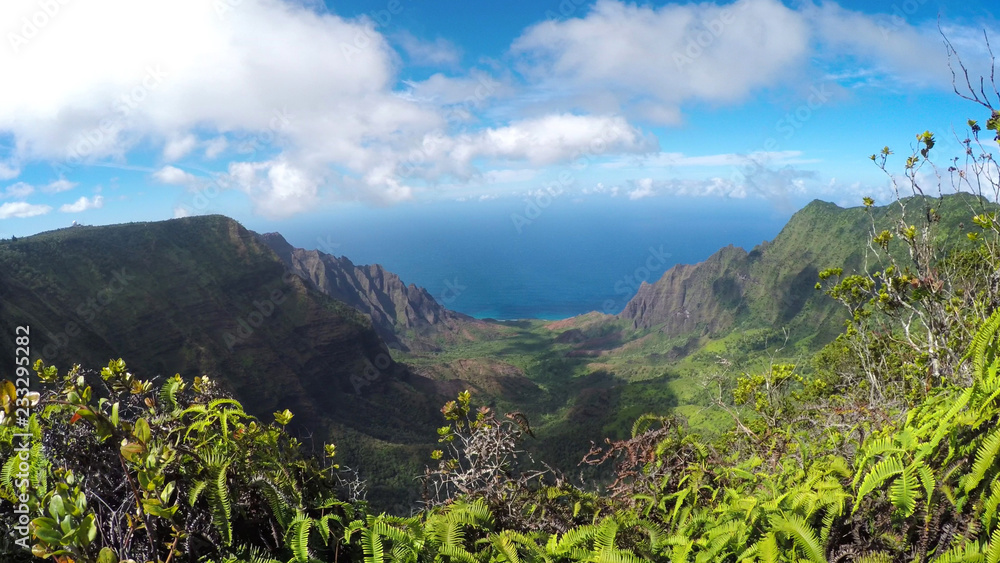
[855,457,905,510]
[967,308,1000,378]
[772,513,827,563]
[965,426,1000,492]
[286,513,312,562]
[208,460,233,545]
[889,463,920,517]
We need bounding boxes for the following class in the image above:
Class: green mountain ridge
[616,193,993,348]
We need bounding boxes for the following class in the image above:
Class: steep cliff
[257,231,474,350]
[618,194,989,345]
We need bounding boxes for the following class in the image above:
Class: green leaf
[48,494,65,519]
[97,547,119,563]
[78,514,97,545]
[133,417,151,444]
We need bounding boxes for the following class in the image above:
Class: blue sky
[0,0,998,239]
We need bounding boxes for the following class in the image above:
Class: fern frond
[772,513,827,563]
[286,514,312,563]
[966,426,1000,492]
[968,308,1000,378]
[209,461,233,545]
[987,525,1000,563]
[855,552,893,563]
[362,527,385,563]
[855,456,905,509]
[889,463,920,517]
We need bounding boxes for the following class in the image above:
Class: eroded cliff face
[619,244,751,333]
[617,195,994,343]
[258,232,474,351]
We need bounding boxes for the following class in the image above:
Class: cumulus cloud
[628,178,656,200]
[153,165,198,185]
[59,195,104,213]
[221,159,322,218]
[163,134,198,161]
[512,0,811,124]
[0,0,441,214]
[0,201,51,218]
[1,0,670,216]
[1,0,979,218]
[511,0,997,123]
[447,114,656,167]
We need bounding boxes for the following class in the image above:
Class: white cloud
[628,178,656,200]
[163,134,198,161]
[222,159,321,218]
[3,0,966,217]
[0,201,51,218]
[42,179,77,193]
[510,0,998,122]
[447,114,656,167]
[59,195,104,213]
[396,32,462,66]
[2,182,34,199]
[0,162,19,180]
[0,1,666,216]
[0,0,443,215]
[204,136,228,159]
[511,0,810,124]
[401,72,508,111]
[620,166,818,201]
[153,165,198,185]
[173,206,192,218]
[2,179,76,198]
[805,3,953,88]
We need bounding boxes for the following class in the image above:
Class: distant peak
[258,231,291,247]
[256,232,295,263]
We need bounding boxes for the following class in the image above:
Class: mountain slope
[0,215,450,448]
[618,193,992,346]
[257,232,474,351]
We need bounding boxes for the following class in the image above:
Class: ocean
[268,196,798,320]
